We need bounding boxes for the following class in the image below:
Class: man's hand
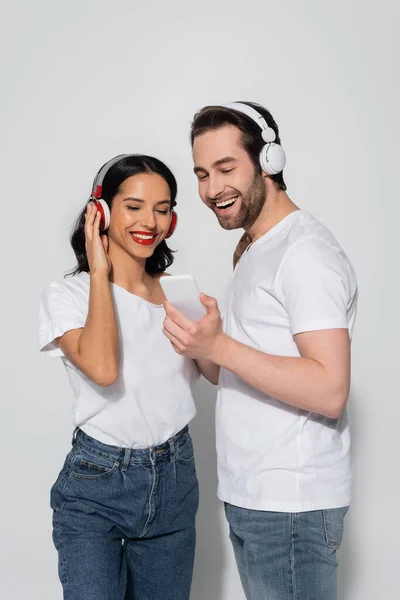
[163,293,225,361]
[233,232,252,268]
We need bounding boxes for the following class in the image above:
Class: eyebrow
[193,156,237,174]
[122,197,171,206]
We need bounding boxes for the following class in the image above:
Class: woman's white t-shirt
[39,272,198,448]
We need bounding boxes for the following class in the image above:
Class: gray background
[0,1,398,598]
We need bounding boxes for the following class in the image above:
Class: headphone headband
[221,102,286,175]
[90,154,132,199]
[88,154,178,233]
[90,154,178,208]
[222,102,276,143]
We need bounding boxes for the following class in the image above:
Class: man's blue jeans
[225,503,348,600]
[50,426,199,600]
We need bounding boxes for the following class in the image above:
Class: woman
[39,154,199,600]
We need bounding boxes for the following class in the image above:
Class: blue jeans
[225,503,349,600]
[50,426,199,600]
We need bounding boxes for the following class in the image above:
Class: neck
[246,184,299,242]
[107,239,150,292]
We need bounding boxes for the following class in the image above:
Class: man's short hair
[190,101,287,191]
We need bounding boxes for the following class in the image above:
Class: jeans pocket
[50,446,82,511]
[69,448,119,480]
[322,506,349,548]
[175,434,195,464]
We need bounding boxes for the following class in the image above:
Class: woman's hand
[85,203,111,275]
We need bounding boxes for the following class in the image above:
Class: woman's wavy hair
[69,154,177,276]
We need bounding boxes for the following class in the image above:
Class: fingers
[163,314,189,341]
[200,293,218,312]
[162,325,185,354]
[93,208,101,234]
[85,203,95,240]
[85,203,101,242]
[101,234,109,254]
[164,301,198,333]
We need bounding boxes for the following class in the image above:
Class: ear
[262,171,271,183]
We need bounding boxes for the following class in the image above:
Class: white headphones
[223,103,286,175]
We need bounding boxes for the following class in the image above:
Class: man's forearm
[211,334,347,418]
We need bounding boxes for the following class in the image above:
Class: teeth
[216,196,238,208]
[132,233,155,240]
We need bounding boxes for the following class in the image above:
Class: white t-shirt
[39,272,198,448]
[217,210,358,512]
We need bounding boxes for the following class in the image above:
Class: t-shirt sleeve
[277,237,354,336]
[38,282,87,357]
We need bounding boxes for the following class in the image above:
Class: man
[163,102,357,600]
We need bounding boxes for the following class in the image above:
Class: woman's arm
[195,358,220,385]
[57,204,118,386]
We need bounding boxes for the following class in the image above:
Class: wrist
[89,269,110,281]
[209,332,230,364]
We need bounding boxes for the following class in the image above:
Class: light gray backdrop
[0,1,398,598]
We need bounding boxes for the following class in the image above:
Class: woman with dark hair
[39,154,199,600]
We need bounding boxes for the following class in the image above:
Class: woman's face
[107,172,173,261]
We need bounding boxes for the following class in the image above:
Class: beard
[212,172,266,231]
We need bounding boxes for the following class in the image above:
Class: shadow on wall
[190,378,227,600]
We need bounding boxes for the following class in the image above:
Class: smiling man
[163,102,358,600]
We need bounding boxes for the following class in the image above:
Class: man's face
[192,125,266,230]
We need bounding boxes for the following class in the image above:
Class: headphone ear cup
[259,143,287,175]
[93,199,111,231]
[165,211,178,239]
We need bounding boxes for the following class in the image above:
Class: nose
[206,173,225,201]
[140,208,157,230]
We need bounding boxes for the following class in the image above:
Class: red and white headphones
[89,154,178,238]
[223,103,286,175]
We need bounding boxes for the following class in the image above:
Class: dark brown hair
[190,101,287,191]
[69,155,177,276]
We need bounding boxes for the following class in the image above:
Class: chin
[123,245,156,261]
[217,216,245,231]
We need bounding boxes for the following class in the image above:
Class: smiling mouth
[129,232,158,245]
[214,196,239,210]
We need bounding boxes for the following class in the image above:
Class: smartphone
[160,275,206,321]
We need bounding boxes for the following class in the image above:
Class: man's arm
[164,237,355,418]
[211,326,350,419]
[163,298,350,419]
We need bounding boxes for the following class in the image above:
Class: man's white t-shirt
[217,210,357,512]
[39,272,198,448]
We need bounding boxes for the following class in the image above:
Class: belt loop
[72,427,79,444]
[169,437,176,463]
[121,447,132,472]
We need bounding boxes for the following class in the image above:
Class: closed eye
[126,206,169,215]
[221,168,234,174]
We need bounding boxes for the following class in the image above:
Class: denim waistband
[73,425,189,468]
